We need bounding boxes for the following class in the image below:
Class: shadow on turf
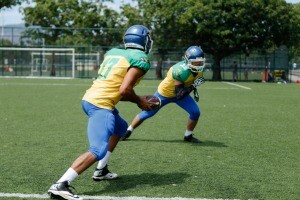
[83,172,190,195]
[125,138,227,147]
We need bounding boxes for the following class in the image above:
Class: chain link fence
[1,26,299,82]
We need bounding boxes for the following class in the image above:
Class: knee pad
[114,116,128,137]
[138,109,157,121]
[89,143,108,161]
[190,109,201,121]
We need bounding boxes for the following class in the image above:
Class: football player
[121,46,206,143]
[94,46,205,184]
[48,25,154,200]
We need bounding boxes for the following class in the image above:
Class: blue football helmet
[124,25,153,54]
[184,46,206,72]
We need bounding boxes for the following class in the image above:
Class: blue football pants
[138,91,200,121]
[81,100,128,160]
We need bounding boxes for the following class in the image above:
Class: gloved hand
[192,77,205,88]
[193,88,199,102]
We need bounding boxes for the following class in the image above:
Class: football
[146,95,161,110]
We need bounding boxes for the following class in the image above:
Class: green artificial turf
[0,78,299,200]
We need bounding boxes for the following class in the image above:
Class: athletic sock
[57,167,78,185]
[127,125,134,132]
[184,130,193,137]
[96,151,111,169]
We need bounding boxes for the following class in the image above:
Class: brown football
[145,95,161,110]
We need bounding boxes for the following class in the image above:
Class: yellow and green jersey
[82,48,151,110]
[158,61,203,98]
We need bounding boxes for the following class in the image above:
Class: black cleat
[184,134,202,143]
[92,165,118,181]
[48,181,82,200]
[120,130,132,141]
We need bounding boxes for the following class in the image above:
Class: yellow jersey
[82,48,151,110]
[158,61,203,98]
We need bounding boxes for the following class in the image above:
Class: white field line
[0,82,239,90]
[0,76,73,79]
[223,82,251,90]
[0,80,250,90]
[0,82,89,86]
[0,193,239,200]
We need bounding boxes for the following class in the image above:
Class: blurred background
[1,0,300,82]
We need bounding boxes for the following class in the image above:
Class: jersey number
[97,57,120,80]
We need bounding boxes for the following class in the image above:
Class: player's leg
[121,91,172,140]
[120,113,146,141]
[92,136,118,181]
[93,109,127,181]
[176,95,201,143]
[120,114,144,140]
[48,101,114,199]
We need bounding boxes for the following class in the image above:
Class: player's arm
[174,79,195,100]
[119,67,152,111]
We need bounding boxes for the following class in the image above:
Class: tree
[135,0,190,79]
[20,0,297,80]
[23,0,123,47]
[184,0,293,80]
[0,0,24,10]
[288,2,300,62]
[22,0,124,76]
[137,0,293,80]
[119,3,144,27]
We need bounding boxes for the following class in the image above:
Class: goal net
[0,47,76,78]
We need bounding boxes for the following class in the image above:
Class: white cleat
[48,181,82,200]
[92,165,118,181]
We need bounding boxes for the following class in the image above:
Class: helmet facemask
[145,34,153,54]
[185,56,206,72]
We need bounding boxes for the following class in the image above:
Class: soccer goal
[0,47,75,78]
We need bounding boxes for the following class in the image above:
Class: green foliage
[119,4,144,27]
[0,38,13,46]
[136,0,294,80]
[23,0,124,46]
[136,0,292,52]
[137,0,190,49]
[291,2,300,30]
[18,0,300,80]
[0,0,24,9]
[0,78,300,200]
[288,3,300,61]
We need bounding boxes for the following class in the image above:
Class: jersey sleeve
[172,66,190,82]
[128,50,151,73]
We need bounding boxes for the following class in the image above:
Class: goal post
[0,47,75,78]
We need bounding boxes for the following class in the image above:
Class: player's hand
[192,77,205,88]
[193,88,199,102]
[137,96,154,111]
